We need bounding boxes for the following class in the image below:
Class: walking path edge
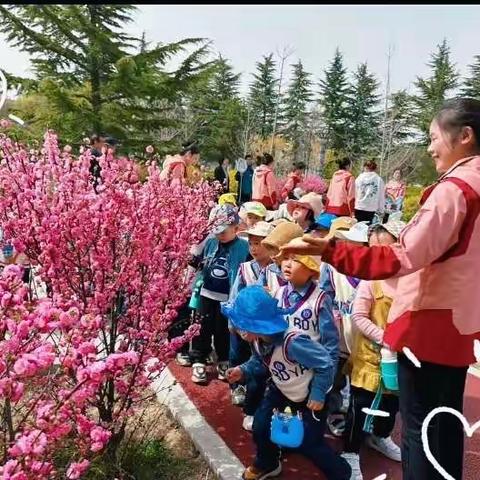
[153,366,245,480]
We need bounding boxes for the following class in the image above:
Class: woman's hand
[307,400,324,412]
[226,367,244,384]
[280,235,329,257]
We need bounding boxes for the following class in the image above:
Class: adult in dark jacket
[236,154,254,203]
[214,157,230,193]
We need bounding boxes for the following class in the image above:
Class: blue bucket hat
[315,212,338,230]
[221,285,289,335]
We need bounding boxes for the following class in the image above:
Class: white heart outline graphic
[421,406,480,480]
[0,68,7,113]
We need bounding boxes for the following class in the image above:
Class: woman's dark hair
[337,157,352,170]
[90,134,106,145]
[180,140,199,156]
[364,160,377,171]
[245,154,252,160]
[255,155,262,166]
[434,98,480,145]
[262,153,274,165]
[292,161,306,172]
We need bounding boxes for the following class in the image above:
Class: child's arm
[351,281,384,344]
[239,351,268,381]
[287,335,334,403]
[317,293,340,367]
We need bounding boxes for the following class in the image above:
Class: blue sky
[1,5,479,97]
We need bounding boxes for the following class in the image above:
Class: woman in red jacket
[281,98,480,480]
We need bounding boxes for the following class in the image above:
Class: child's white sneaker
[175,352,191,367]
[367,435,401,462]
[217,361,229,381]
[242,415,254,432]
[231,385,246,406]
[340,452,363,480]
[191,363,207,384]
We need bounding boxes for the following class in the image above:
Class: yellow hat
[293,255,320,274]
[218,193,237,206]
[325,216,357,240]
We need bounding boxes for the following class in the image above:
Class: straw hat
[262,222,304,250]
[287,192,324,218]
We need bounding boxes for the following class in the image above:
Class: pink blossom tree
[0,130,214,478]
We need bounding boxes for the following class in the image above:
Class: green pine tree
[249,53,278,138]
[283,61,313,159]
[346,62,381,158]
[184,56,246,160]
[0,4,214,151]
[462,55,480,99]
[319,48,350,152]
[413,39,459,139]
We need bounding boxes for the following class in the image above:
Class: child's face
[246,213,262,228]
[291,206,310,223]
[281,256,314,286]
[369,230,396,246]
[216,225,237,243]
[248,235,271,264]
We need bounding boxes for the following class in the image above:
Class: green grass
[55,438,203,480]
[402,185,423,222]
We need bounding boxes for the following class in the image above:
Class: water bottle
[188,277,203,311]
[380,347,399,391]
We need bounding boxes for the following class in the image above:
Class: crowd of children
[171,172,409,480]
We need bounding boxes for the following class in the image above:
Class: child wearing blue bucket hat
[340,221,405,479]
[221,285,351,480]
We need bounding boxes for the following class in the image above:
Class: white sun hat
[335,221,370,243]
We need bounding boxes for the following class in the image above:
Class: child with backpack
[189,205,249,384]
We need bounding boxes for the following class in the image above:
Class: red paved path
[170,362,480,479]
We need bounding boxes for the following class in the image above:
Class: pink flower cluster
[0,131,215,478]
[298,174,328,195]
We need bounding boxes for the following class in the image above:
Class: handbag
[270,407,304,448]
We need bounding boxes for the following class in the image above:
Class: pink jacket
[252,165,278,209]
[352,279,398,345]
[325,170,355,216]
[323,155,480,366]
[160,155,186,186]
[281,172,303,200]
